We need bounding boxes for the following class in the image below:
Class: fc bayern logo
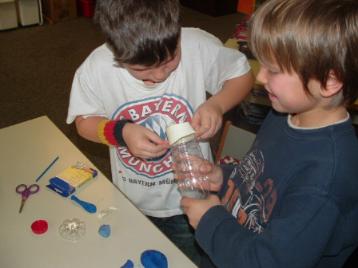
[112,94,194,178]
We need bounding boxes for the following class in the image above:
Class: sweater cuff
[195,205,234,252]
[217,164,237,198]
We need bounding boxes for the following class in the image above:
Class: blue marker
[35,156,59,182]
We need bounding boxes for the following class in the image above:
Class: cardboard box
[42,0,77,23]
[0,0,18,30]
[17,0,40,26]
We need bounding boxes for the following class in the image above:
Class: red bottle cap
[31,219,48,235]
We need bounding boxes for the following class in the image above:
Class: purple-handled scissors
[15,183,40,213]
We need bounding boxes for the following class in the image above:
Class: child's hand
[181,195,221,229]
[123,123,169,159]
[191,101,223,140]
[172,157,224,192]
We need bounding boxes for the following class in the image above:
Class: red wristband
[99,119,133,147]
[103,120,118,146]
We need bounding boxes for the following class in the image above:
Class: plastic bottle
[167,122,209,199]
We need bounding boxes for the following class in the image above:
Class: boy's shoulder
[87,43,113,62]
[78,43,115,72]
[181,27,222,47]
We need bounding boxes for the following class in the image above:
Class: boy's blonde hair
[249,0,358,105]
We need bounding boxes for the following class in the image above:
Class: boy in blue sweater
[177,0,358,267]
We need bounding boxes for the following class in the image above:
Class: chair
[215,120,256,162]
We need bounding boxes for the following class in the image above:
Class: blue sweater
[196,111,358,268]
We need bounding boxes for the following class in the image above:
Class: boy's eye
[268,69,281,75]
[260,63,281,75]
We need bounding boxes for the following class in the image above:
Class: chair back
[215,121,256,162]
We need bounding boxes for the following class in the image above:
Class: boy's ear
[321,71,343,97]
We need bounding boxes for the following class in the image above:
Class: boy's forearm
[75,116,105,143]
[209,71,254,114]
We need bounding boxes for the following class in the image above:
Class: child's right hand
[173,156,224,192]
[123,123,169,159]
[181,194,221,229]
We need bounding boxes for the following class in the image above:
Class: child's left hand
[180,194,221,229]
[191,101,223,140]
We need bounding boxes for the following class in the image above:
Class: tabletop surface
[0,116,196,268]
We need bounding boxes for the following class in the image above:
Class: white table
[0,116,196,268]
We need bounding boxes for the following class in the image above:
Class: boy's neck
[290,106,348,128]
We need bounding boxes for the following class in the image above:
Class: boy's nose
[256,67,267,84]
[152,68,168,82]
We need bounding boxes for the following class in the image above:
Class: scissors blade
[19,198,26,213]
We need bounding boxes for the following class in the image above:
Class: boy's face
[123,47,181,86]
[256,63,321,114]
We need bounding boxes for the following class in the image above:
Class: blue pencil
[35,156,60,182]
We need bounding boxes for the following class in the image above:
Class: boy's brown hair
[249,0,358,105]
[95,0,181,66]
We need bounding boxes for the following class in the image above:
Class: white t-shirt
[67,27,250,217]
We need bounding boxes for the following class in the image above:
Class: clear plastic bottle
[167,122,209,199]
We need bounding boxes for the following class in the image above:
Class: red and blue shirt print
[111,93,194,179]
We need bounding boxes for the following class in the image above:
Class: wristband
[97,119,110,145]
[97,119,133,147]
[113,119,133,147]
[103,120,118,145]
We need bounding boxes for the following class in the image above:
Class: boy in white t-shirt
[66,0,253,264]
